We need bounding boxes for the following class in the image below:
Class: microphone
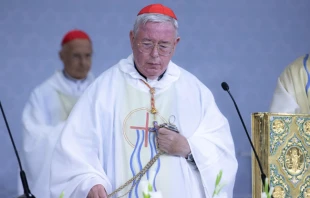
[221,82,270,192]
[0,101,35,198]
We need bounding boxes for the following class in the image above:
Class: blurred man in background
[19,29,94,198]
[270,54,310,113]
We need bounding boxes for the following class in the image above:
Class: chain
[107,150,164,198]
[107,116,178,198]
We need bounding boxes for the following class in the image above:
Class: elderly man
[50,4,238,198]
[20,29,94,198]
[270,54,310,113]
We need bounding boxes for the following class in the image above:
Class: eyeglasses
[137,41,174,56]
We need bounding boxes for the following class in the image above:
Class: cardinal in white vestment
[50,4,238,198]
[20,30,95,198]
[270,54,310,113]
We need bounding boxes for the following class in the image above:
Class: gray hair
[132,14,179,38]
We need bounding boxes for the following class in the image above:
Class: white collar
[119,54,180,89]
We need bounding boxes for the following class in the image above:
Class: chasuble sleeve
[187,87,238,198]
[269,78,300,113]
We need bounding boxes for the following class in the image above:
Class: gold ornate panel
[252,113,310,198]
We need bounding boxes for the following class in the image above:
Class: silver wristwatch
[186,152,195,162]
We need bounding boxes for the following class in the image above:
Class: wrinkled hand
[87,184,107,198]
[157,127,190,157]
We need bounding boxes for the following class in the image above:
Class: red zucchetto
[61,30,91,46]
[137,4,177,20]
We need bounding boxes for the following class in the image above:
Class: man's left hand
[157,127,190,157]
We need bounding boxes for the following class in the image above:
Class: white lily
[261,178,274,198]
[141,170,163,198]
[140,180,151,197]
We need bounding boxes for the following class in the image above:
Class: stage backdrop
[0,0,309,197]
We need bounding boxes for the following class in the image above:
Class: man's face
[130,22,180,80]
[60,39,92,79]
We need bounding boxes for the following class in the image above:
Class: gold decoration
[272,119,285,134]
[150,88,155,94]
[303,121,310,135]
[298,176,310,198]
[304,188,310,198]
[269,117,291,155]
[296,118,310,146]
[272,186,286,198]
[269,164,291,197]
[151,108,157,114]
[140,80,157,116]
[252,113,310,197]
[277,135,309,186]
[285,147,304,175]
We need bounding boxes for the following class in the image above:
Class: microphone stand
[0,101,35,198]
[221,82,272,197]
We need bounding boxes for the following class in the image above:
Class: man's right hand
[87,184,107,198]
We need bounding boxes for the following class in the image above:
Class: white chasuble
[50,55,237,198]
[20,70,94,198]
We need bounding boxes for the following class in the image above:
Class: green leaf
[213,170,225,197]
[215,170,223,185]
[264,178,270,198]
[59,192,65,198]
[148,183,153,192]
[143,192,151,198]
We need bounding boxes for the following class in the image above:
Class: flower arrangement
[141,181,163,198]
[141,169,228,198]
[141,171,163,198]
[261,178,274,198]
